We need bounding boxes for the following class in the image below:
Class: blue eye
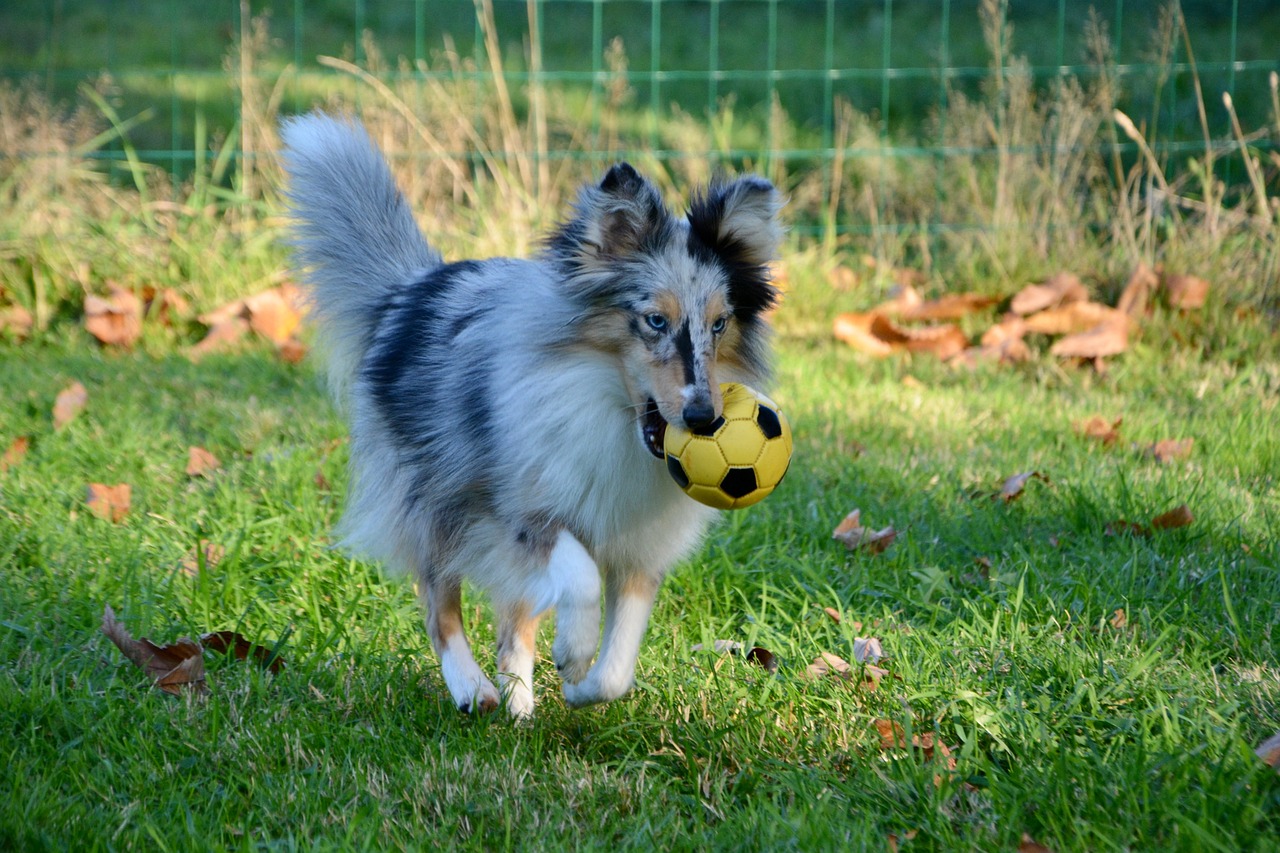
[645,314,668,332]
[711,316,728,335]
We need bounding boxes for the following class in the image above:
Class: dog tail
[279,113,441,405]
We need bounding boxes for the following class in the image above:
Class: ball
[663,383,793,510]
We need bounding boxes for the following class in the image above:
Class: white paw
[561,675,600,708]
[456,680,500,715]
[500,679,535,720]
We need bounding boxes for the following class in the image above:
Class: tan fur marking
[422,579,464,650]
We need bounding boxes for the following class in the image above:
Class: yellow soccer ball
[663,383,793,510]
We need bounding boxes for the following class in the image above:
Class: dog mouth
[640,399,667,460]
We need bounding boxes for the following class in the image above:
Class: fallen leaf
[199,630,286,674]
[1151,504,1193,530]
[1074,415,1123,447]
[833,312,894,357]
[1256,731,1280,771]
[1116,262,1159,319]
[0,304,34,340]
[832,509,897,554]
[1018,834,1055,853]
[1,436,30,472]
[1106,519,1151,537]
[821,606,842,624]
[1050,315,1129,359]
[101,605,207,696]
[277,338,308,364]
[1009,272,1088,315]
[188,316,250,360]
[83,285,143,347]
[745,646,778,673]
[1109,608,1127,630]
[898,292,999,322]
[997,471,1050,502]
[869,315,968,360]
[804,651,852,681]
[186,446,222,477]
[1023,301,1122,336]
[852,636,884,664]
[180,540,226,577]
[245,288,302,345]
[874,717,907,748]
[1163,273,1209,310]
[146,287,191,325]
[1145,438,1193,463]
[86,483,131,522]
[53,381,88,429]
[886,829,919,853]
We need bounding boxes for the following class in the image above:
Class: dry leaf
[188,316,250,360]
[833,312,894,357]
[1116,262,1159,319]
[745,646,778,673]
[869,315,968,360]
[1106,519,1151,537]
[1050,315,1129,359]
[852,636,885,664]
[1074,416,1123,447]
[980,314,1028,347]
[277,338,308,364]
[87,483,131,522]
[53,381,88,429]
[180,540,226,577]
[1145,438,1193,463]
[1163,273,1209,310]
[1256,732,1280,772]
[146,287,191,325]
[1109,608,1127,630]
[83,286,143,347]
[245,288,302,345]
[821,606,842,624]
[1018,834,1055,853]
[998,471,1050,502]
[1024,301,1122,336]
[199,630,285,674]
[1,436,30,472]
[804,651,852,681]
[185,446,222,477]
[898,292,999,322]
[1151,504,1193,530]
[101,605,207,696]
[874,283,924,315]
[886,829,919,853]
[832,509,897,554]
[1009,272,1088,315]
[0,304,34,340]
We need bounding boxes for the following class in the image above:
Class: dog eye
[711,316,728,335]
[645,314,669,332]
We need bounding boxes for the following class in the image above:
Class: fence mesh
[3,0,1277,242]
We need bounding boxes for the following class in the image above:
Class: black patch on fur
[686,185,778,323]
[673,321,697,384]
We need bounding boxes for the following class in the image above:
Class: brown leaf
[1009,272,1088,315]
[1145,438,1194,463]
[1,436,30,472]
[245,288,302,345]
[898,292,1000,322]
[0,304,34,340]
[1163,273,1209,310]
[1049,315,1129,359]
[869,315,968,360]
[86,483,131,522]
[101,605,207,695]
[277,338,308,364]
[1106,519,1151,537]
[852,636,885,664]
[188,316,249,360]
[874,283,924,316]
[832,509,897,553]
[185,446,222,477]
[980,314,1028,348]
[83,286,143,347]
[1256,731,1280,771]
[874,718,907,748]
[821,606,842,624]
[1151,504,1193,530]
[1074,415,1123,447]
[886,829,919,853]
[53,380,88,429]
[199,630,285,674]
[833,312,894,357]
[1109,608,1127,630]
[803,651,851,681]
[1116,262,1159,319]
[1018,834,1055,853]
[180,540,226,577]
[744,646,778,673]
[998,471,1050,502]
[1024,301,1122,336]
[147,287,191,325]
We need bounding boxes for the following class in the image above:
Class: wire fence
[4,0,1278,239]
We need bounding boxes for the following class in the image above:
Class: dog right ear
[565,163,668,262]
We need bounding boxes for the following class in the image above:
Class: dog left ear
[687,176,785,268]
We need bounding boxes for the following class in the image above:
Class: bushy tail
[279,113,441,405]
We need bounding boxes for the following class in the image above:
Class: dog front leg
[561,570,660,708]
[528,530,601,687]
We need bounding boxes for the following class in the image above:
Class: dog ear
[687,175,785,268]
[573,162,667,260]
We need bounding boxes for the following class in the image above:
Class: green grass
[2,275,1278,850]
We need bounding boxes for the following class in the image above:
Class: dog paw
[561,676,600,708]
[454,680,501,715]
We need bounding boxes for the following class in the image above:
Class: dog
[280,113,784,718]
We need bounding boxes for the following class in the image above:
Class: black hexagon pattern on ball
[666,454,691,489]
[755,405,782,440]
[720,467,758,499]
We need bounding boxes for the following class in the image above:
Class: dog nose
[682,400,717,430]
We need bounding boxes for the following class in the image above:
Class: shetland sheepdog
[280,113,784,718]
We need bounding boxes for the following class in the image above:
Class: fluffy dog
[280,113,784,717]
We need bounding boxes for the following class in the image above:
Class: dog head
[548,163,785,459]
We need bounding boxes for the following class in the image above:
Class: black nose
[682,400,717,430]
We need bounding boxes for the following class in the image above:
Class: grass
[2,1,1280,849]
[1,283,1278,850]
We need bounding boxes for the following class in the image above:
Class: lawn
[2,0,1280,850]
